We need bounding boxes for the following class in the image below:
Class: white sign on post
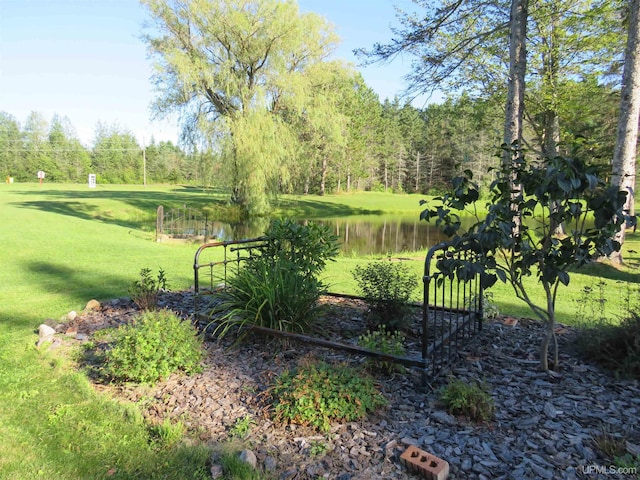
[88,174,96,189]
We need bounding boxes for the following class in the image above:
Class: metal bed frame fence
[192,238,483,380]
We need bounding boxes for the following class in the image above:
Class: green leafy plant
[352,260,418,330]
[129,267,168,310]
[229,415,255,439]
[614,453,640,470]
[358,325,406,373]
[105,309,204,384]
[440,377,494,422]
[467,292,500,320]
[309,439,329,456]
[269,360,387,432]
[211,220,339,338]
[258,219,340,279]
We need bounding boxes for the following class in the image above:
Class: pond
[207,215,474,255]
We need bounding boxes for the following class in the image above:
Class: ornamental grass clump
[212,219,339,337]
[105,309,204,384]
[440,377,494,422]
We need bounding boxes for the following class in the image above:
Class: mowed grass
[1,183,639,479]
[0,184,219,479]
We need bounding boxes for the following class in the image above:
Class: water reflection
[314,216,454,255]
[209,215,469,255]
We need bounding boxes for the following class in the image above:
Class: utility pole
[143,147,147,187]
[142,136,147,188]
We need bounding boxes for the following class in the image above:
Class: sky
[0,0,422,147]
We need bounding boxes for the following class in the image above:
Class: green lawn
[1,183,638,479]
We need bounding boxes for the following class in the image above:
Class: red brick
[400,446,450,480]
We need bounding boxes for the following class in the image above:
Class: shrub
[358,325,406,373]
[440,377,494,422]
[105,309,204,383]
[258,219,340,279]
[352,260,418,330]
[129,267,168,310]
[575,313,640,379]
[270,360,387,432]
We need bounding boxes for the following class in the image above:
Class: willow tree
[141,0,338,215]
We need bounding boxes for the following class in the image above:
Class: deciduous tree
[421,153,628,371]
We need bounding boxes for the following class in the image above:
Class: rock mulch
[49,292,640,480]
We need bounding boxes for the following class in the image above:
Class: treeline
[0,79,619,191]
[0,112,199,185]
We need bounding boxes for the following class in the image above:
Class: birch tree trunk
[503,0,529,239]
[611,0,640,265]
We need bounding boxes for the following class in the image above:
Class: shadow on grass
[22,259,135,309]
[0,260,214,479]
[11,187,381,232]
[10,186,229,231]
[572,261,640,284]
[274,197,383,218]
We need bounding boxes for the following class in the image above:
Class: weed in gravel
[358,325,406,373]
[440,377,494,422]
[229,415,255,439]
[129,267,168,310]
[592,426,628,459]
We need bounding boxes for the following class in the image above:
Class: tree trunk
[415,151,420,193]
[320,156,327,196]
[541,7,566,236]
[384,159,388,191]
[503,0,528,153]
[539,281,558,371]
[503,0,529,240]
[611,0,640,265]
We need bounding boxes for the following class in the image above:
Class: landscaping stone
[37,323,56,346]
[239,449,257,469]
[84,299,100,311]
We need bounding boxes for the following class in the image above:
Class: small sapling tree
[421,148,631,371]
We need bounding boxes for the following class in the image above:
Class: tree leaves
[420,151,632,329]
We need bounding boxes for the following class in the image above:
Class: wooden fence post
[156,205,164,242]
